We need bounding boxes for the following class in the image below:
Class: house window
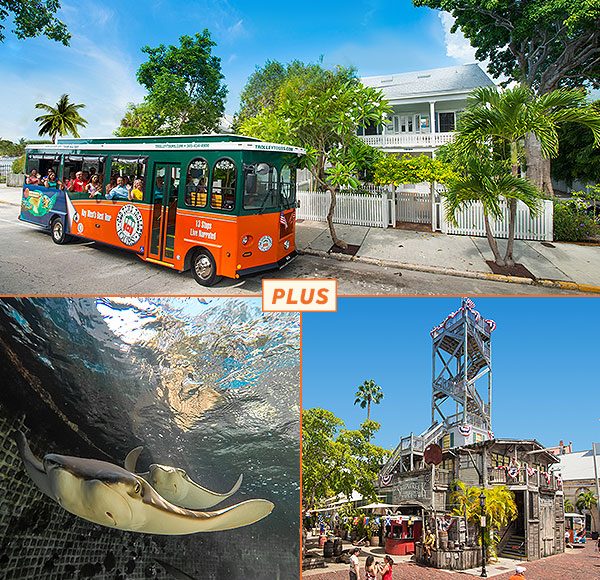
[491,452,510,467]
[442,433,454,449]
[392,115,414,133]
[439,112,455,132]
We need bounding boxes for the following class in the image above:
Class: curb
[298,248,600,294]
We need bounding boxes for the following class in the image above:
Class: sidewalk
[296,220,600,293]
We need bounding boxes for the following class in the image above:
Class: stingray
[124,446,242,510]
[15,431,273,535]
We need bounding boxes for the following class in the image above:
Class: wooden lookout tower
[429,297,494,447]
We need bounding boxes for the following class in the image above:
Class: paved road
[306,541,598,579]
[0,201,578,295]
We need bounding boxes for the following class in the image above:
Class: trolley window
[25,153,62,187]
[211,158,236,211]
[243,162,278,211]
[280,164,296,206]
[185,158,209,208]
[64,154,107,196]
[108,156,148,200]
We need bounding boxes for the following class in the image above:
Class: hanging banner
[459,424,472,437]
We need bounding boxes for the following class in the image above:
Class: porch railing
[359,132,455,149]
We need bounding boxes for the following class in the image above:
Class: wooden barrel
[333,538,343,556]
[323,540,334,558]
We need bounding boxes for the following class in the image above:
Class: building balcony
[488,467,559,491]
[359,132,456,150]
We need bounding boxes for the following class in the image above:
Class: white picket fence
[438,198,554,241]
[396,191,432,224]
[296,187,554,241]
[0,160,14,177]
[297,189,389,227]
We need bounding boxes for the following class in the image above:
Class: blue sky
[0,0,478,141]
[302,297,599,453]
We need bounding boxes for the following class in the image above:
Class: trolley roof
[26,134,306,156]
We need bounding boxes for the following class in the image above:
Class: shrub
[553,199,600,242]
[11,155,25,174]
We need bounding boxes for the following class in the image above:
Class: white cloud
[227,19,246,39]
[0,33,145,141]
[439,12,477,62]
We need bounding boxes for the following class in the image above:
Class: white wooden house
[359,64,496,156]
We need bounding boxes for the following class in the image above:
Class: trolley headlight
[241,235,253,246]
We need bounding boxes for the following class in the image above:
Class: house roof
[554,450,599,481]
[361,64,496,101]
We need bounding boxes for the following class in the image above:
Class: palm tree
[353,379,383,422]
[452,482,517,562]
[34,94,87,143]
[576,490,598,512]
[444,154,541,266]
[564,497,576,513]
[454,85,600,267]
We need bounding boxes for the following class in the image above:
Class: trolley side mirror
[245,173,257,194]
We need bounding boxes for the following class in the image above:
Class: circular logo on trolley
[258,235,273,252]
[116,204,144,246]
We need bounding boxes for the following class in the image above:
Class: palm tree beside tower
[354,379,383,422]
[34,94,87,143]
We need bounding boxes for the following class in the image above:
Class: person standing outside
[509,565,526,579]
[349,547,360,580]
[379,555,394,580]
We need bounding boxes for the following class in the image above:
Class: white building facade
[359,64,496,157]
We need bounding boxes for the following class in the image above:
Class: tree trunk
[503,198,517,267]
[326,185,348,249]
[502,144,520,267]
[483,213,505,267]
[526,133,554,195]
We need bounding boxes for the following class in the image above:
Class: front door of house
[148,163,180,264]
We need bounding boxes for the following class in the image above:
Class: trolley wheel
[50,216,72,245]
[191,248,222,286]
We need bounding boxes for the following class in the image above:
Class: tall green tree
[116,31,227,136]
[34,94,87,143]
[235,60,326,129]
[114,102,164,138]
[413,0,600,193]
[353,379,384,423]
[302,407,390,515]
[452,84,600,266]
[0,0,70,44]
[552,101,600,187]
[240,64,390,248]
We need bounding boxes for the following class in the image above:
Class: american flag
[464,298,476,309]
[279,210,287,226]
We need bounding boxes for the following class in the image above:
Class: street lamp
[479,491,487,578]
